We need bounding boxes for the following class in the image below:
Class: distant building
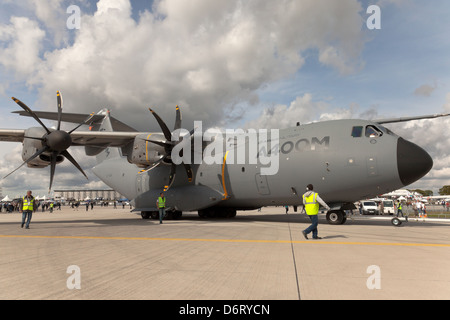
[54,189,124,201]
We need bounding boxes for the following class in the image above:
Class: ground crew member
[19,190,36,229]
[302,184,330,240]
[396,201,403,217]
[157,192,166,224]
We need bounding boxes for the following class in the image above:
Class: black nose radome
[397,137,433,186]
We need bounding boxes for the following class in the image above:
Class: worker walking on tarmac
[302,184,330,240]
[157,192,166,224]
[396,201,403,217]
[19,190,36,229]
[397,200,408,222]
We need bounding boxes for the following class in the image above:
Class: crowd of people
[0,200,62,213]
[0,199,132,213]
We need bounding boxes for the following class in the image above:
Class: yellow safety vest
[303,193,320,216]
[22,196,34,211]
[158,197,166,208]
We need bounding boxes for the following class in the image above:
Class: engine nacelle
[22,127,64,168]
[127,134,167,168]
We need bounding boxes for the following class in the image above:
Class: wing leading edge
[374,113,450,124]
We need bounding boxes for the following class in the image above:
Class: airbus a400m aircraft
[1,92,448,224]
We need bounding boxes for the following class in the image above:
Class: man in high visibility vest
[302,184,330,240]
[396,201,407,221]
[157,192,166,224]
[20,190,36,229]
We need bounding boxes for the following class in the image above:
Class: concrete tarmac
[1,207,449,300]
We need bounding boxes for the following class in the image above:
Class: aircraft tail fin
[87,109,122,162]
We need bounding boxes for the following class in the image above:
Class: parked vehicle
[381,199,395,215]
[361,201,380,215]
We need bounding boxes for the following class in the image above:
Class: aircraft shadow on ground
[0,212,448,228]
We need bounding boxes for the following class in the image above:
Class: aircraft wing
[12,110,138,132]
[69,131,140,146]
[0,129,25,142]
[0,129,140,147]
[3,109,142,147]
[374,113,450,124]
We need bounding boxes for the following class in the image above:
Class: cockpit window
[351,126,363,138]
[378,125,396,136]
[365,125,383,138]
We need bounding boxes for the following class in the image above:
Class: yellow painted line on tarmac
[0,234,450,248]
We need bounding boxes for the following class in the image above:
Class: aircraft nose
[397,137,433,186]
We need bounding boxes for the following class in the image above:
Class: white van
[381,199,395,215]
[361,201,380,215]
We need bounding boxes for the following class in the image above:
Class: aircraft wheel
[391,217,402,227]
[169,210,183,220]
[326,210,345,225]
[226,209,237,218]
[198,209,208,218]
[141,211,151,219]
[151,211,159,220]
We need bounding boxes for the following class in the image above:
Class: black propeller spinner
[3,91,94,192]
[146,106,193,192]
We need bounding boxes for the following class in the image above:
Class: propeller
[146,106,193,191]
[3,91,95,192]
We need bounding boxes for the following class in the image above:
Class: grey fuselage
[91,119,432,212]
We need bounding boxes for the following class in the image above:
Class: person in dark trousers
[19,190,36,229]
[157,192,166,224]
[301,184,330,240]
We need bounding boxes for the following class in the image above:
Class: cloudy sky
[0,0,449,197]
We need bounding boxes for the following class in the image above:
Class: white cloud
[0,144,108,197]
[244,93,329,129]
[27,0,68,46]
[0,0,369,131]
[0,16,45,76]
[414,83,437,97]
[382,94,450,192]
[0,0,387,195]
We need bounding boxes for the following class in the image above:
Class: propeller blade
[68,112,95,134]
[164,163,177,192]
[183,163,193,182]
[11,97,51,134]
[149,108,172,141]
[2,146,48,180]
[49,152,57,192]
[61,150,88,180]
[174,105,182,131]
[23,136,45,141]
[56,91,63,130]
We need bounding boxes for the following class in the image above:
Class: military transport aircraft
[1,91,449,224]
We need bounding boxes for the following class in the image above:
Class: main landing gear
[391,216,408,227]
[140,210,183,220]
[326,210,347,225]
[198,207,237,218]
